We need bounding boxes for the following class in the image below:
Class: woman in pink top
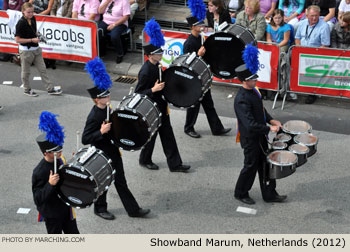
[72,0,100,21]
[98,0,130,64]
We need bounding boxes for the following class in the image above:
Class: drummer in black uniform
[82,57,150,220]
[136,18,191,172]
[33,111,79,234]
[233,45,287,205]
[183,2,231,138]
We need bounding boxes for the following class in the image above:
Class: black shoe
[305,95,317,104]
[185,130,201,138]
[213,128,231,136]
[116,56,123,64]
[128,208,151,218]
[170,164,190,172]
[94,211,115,220]
[264,195,287,203]
[140,162,159,170]
[235,196,256,205]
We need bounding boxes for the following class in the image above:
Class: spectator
[72,0,100,21]
[295,5,330,104]
[304,0,337,31]
[206,0,231,32]
[278,0,305,28]
[236,0,267,41]
[331,11,350,49]
[338,0,350,20]
[260,0,277,19]
[98,0,130,64]
[3,0,24,10]
[50,0,74,17]
[227,0,244,23]
[30,0,54,15]
[266,9,292,52]
[30,0,56,69]
[15,2,62,97]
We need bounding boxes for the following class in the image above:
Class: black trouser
[98,21,126,57]
[94,153,140,215]
[44,211,79,234]
[234,136,277,201]
[139,113,182,169]
[184,90,224,134]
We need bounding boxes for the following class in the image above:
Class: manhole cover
[114,76,137,84]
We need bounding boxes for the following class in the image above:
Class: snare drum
[282,120,312,137]
[288,144,309,167]
[294,133,318,157]
[110,93,161,151]
[163,52,212,108]
[57,147,114,208]
[266,150,297,179]
[203,23,256,79]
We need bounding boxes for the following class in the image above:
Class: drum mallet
[54,152,57,174]
[158,64,162,82]
[129,86,134,95]
[106,102,110,123]
[200,28,205,46]
[76,130,80,152]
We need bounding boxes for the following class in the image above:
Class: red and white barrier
[0,11,98,63]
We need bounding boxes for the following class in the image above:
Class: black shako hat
[235,64,259,82]
[36,134,63,153]
[143,43,164,55]
[186,16,205,27]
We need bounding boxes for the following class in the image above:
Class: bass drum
[163,52,212,108]
[203,23,256,80]
[110,93,161,151]
[57,147,114,208]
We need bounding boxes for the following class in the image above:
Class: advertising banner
[144,29,279,90]
[290,46,350,98]
[0,11,98,63]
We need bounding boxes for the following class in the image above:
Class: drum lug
[81,167,85,172]
[108,159,112,164]
[112,170,116,175]
[198,75,201,80]
[105,186,109,191]
[89,175,94,181]
[189,67,193,71]
[142,116,146,121]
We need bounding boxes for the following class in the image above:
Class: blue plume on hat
[187,0,206,21]
[242,43,260,74]
[38,111,65,146]
[85,57,112,91]
[144,18,165,47]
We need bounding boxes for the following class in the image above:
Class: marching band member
[82,57,150,220]
[136,18,191,172]
[32,111,79,234]
[233,45,286,205]
[183,0,231,139]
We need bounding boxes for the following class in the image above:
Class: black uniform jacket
[135,60,168,114]
[206,9,232,29]
[32,159,70,219]
[82,105,119,160]
[234,87,272,140]
[183,34,201,55]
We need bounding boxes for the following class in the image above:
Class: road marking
[2,81,13,85]
[33,76,42,80]
[17,208,31,214]
[236,206,257,215]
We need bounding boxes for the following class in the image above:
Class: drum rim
[288,144,310,154]
[271,141,288,150]
[282,120,312,135]
[267,150,298,166]
[275,133,292,142]
[293,133,318,146]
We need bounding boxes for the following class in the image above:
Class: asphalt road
[0,59,350,234]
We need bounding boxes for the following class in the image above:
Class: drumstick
[158,64,162,82]
[200,28,205,46]
[106,102,110,123]
[54,152,57,174]
[76,130,80,151]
